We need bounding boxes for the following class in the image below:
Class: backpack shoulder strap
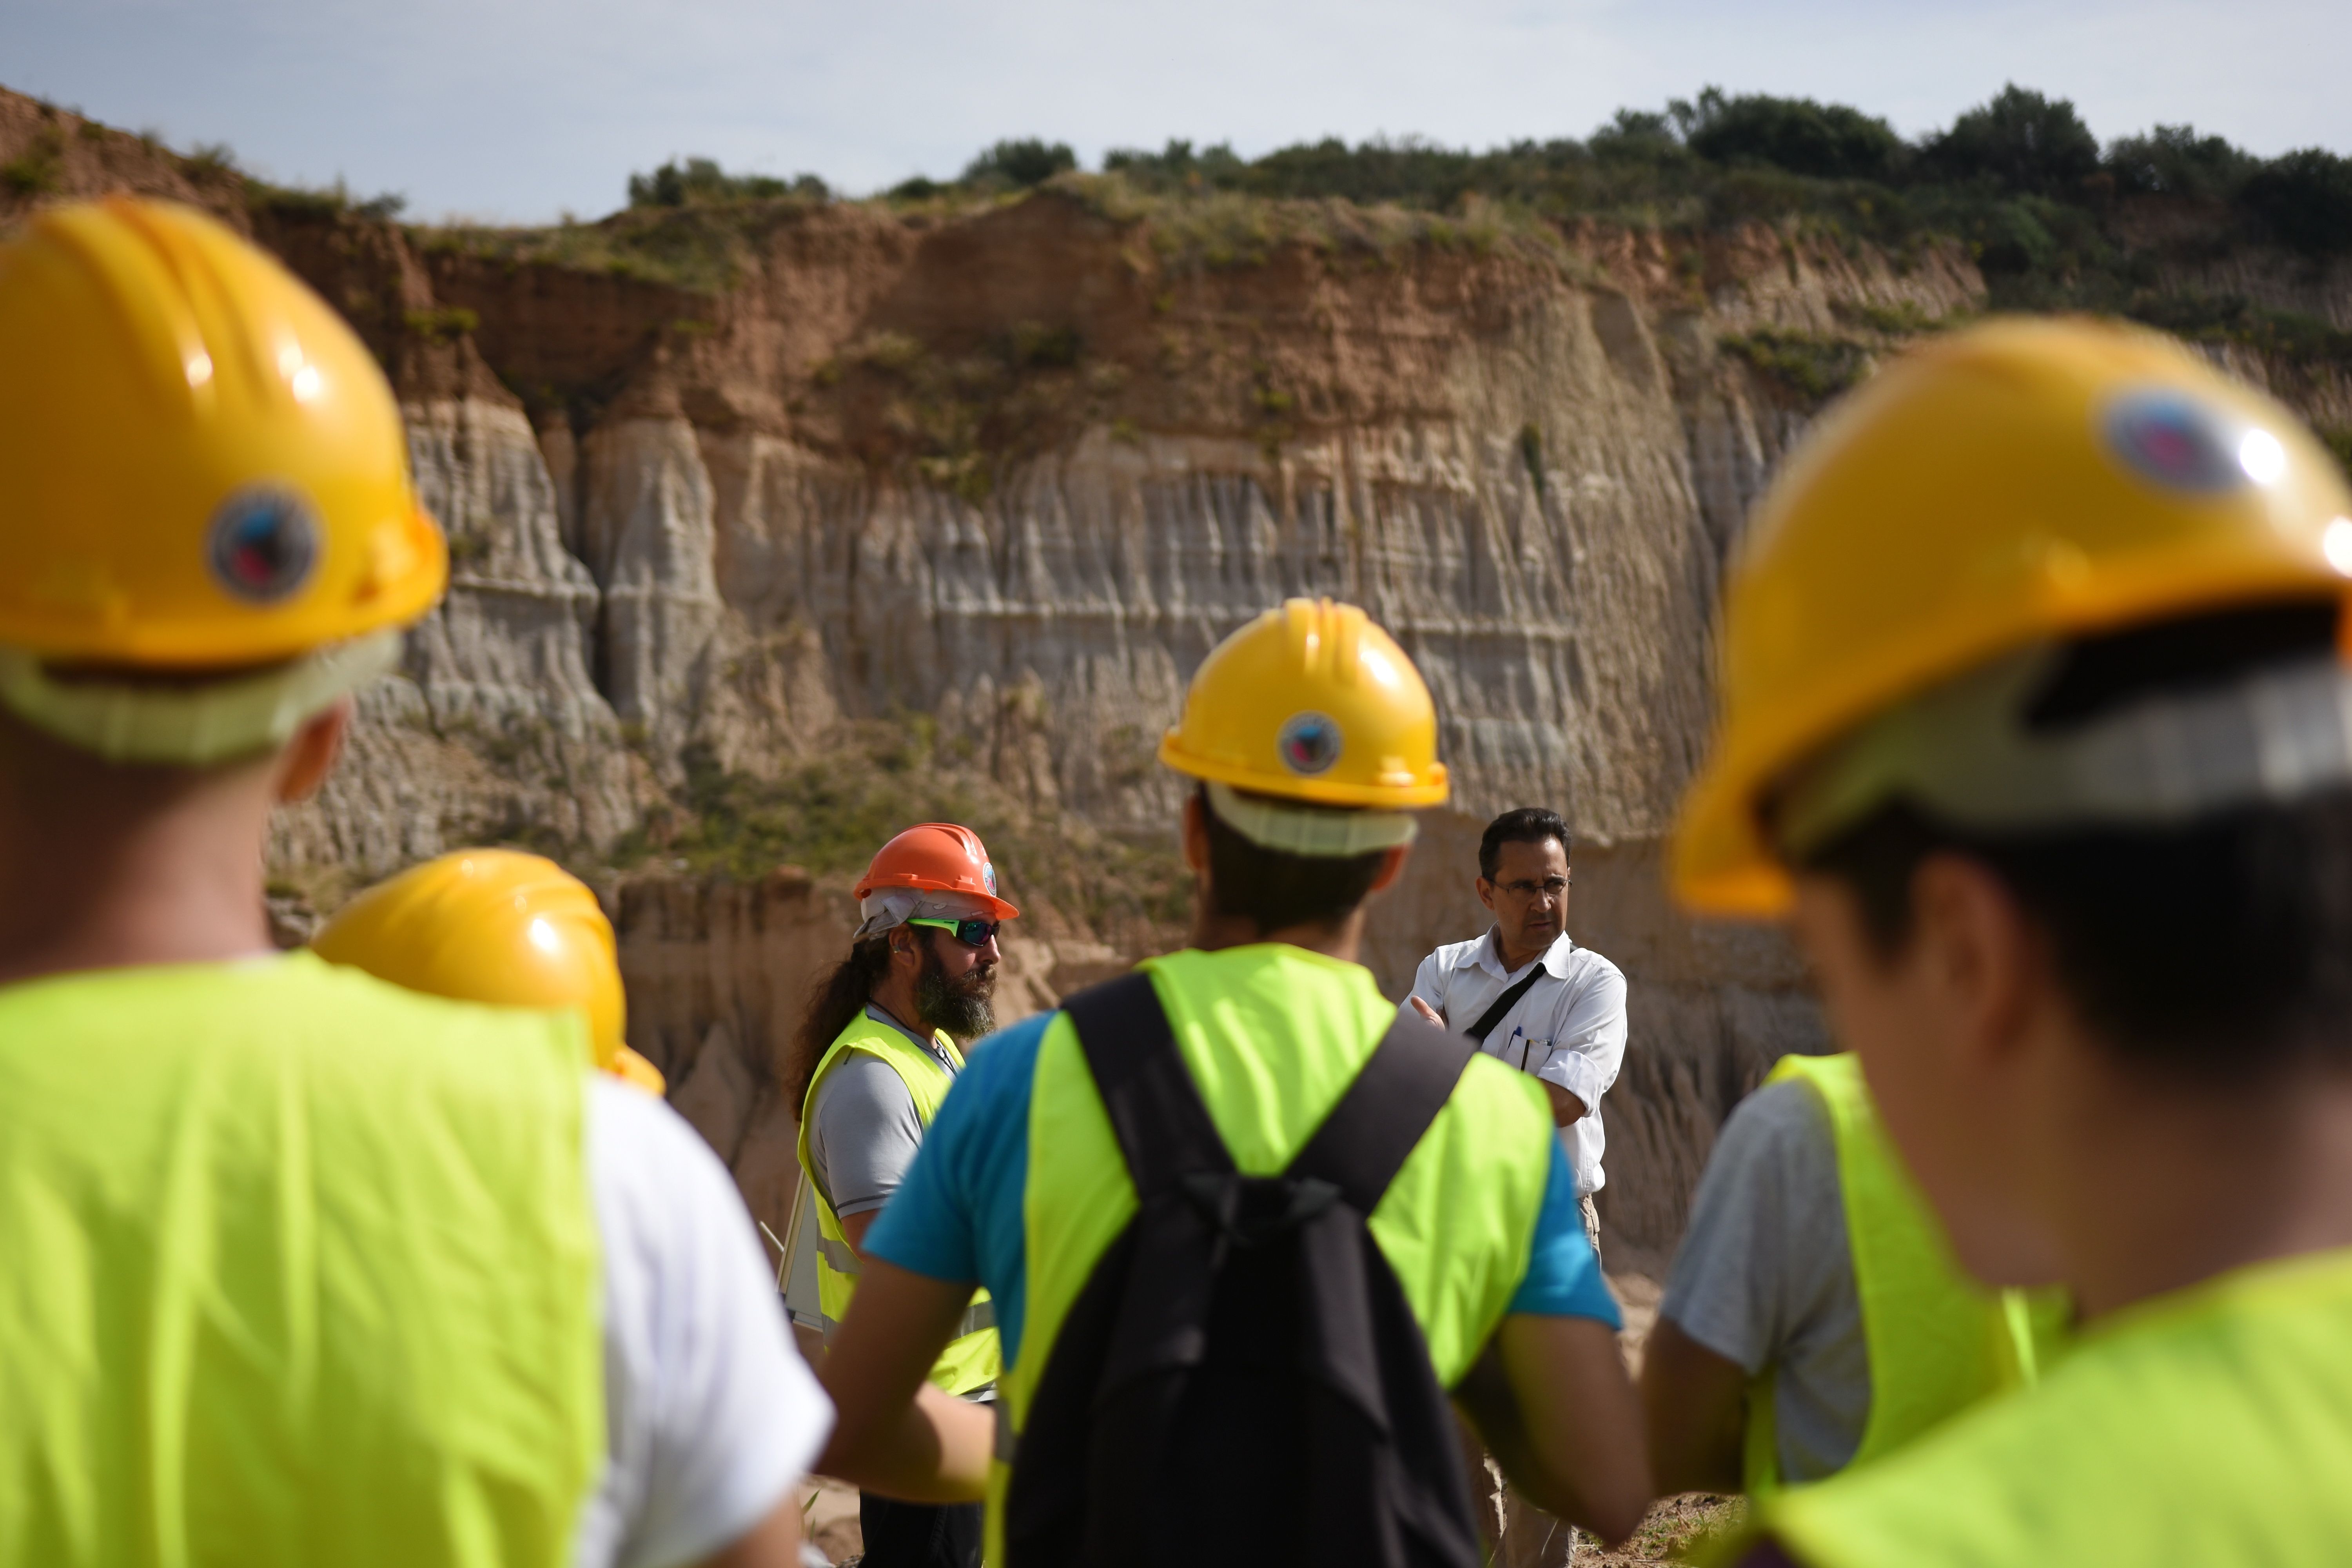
[1287,1013,1476,1213]
[1061,971,1235,1196]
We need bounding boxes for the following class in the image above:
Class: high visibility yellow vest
[985,944,1562,1563]
[797,1009,1001,1396]
[1743,1053,2063,1493]
[0,954,603,1568]
[1761,1246,2352,1565]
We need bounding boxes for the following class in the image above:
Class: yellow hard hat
[0,198,446,666]
[1160,598,1450,808]
[312,849,630,1075]
[610,1045,668,1097]
[1674,316,2352,917]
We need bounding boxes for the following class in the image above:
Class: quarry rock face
[249,195,2009,1261]
[269,392,644,875]
[16,106,2342,1262]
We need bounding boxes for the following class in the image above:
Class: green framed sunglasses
[906,916,1001,948]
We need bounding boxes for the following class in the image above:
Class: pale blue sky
[7,0,2347,224]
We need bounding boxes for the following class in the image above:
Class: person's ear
[1908,853,2039,1074]
[1475,874,1498,915]
[1181,792,1211,876]
[273,699,351,805]
[1369,842,1412,894]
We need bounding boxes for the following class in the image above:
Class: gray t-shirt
[805,1007,958,1220]
[1659,1076,1867,1484]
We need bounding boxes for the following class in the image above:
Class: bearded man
[791,823,1015,1568]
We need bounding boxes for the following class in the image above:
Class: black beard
[914,933,996,1042]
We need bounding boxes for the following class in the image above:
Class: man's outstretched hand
[1410,995,1444,1026]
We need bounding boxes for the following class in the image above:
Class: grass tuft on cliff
[1065,174,1571,274]
[604,721,1191,953]
[1719,328,1874,401]
[419,196,822,294]
[628,156,830,208]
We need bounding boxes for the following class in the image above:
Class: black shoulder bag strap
[1461,959,1548,1045]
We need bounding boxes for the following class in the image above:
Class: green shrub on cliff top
[2239,149,2352,256]
[1917,85,2101,198]
[628,156,829,207]
[2103,124,2257,201]
[400,80,2351,345]
[1033,83,2345,318]
[1680,88,1904,183]
[962,139,1077,190]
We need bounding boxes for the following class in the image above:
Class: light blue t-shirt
[866,1007,1619,1367]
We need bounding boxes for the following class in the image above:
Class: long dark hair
[790,937,891,1116]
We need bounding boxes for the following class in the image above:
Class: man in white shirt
[1406,807,1630,1568]
[1406,807,1629,1256]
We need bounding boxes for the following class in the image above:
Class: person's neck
[2040,1056,2352,1320]
[1189,907,1368,964]
[866,972,930,1042]
[1491,925,1555,975]
[0,751,277,987]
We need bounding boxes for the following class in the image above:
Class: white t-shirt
[574,1076,835,1568]
[1658,1077,1866,1484]
[1405,929,1628,1194]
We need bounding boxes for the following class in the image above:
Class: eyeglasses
[1494,876,1570,903]
[907,916,1000,948]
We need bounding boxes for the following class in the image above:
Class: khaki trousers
[1464,1193,1602,1568]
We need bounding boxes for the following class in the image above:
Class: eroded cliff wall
[15,93,2349,1264]
[246,195,1996,1261]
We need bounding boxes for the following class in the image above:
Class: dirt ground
[1585,1492,1748,1564]
[804,1477,862,1564]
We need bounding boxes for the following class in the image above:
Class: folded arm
[1536,966,1626,1127]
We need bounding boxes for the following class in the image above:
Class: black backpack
[1001,971,1486,1568]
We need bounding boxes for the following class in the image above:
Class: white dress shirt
[1405,929,1628,1196]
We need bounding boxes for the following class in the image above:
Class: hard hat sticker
[208,486,320,603]
[1278,711,1343,775]
[983,861,999,896]
[2102,390,2247,494]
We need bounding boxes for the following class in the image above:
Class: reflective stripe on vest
[1742,1052,2060,1494]
[0,953,603,1566]
[1761,1247,2352,1566]
[795,1009,1002,1394]
[984,944,1559,1564]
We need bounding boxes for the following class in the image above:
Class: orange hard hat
[854,823,1019,922]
